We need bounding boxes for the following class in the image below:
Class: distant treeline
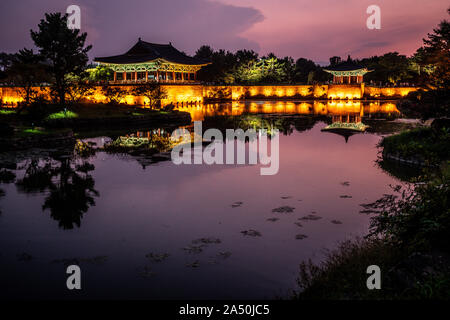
[192,47,435,86]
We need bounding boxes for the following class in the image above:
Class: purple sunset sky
[0,0,448,64]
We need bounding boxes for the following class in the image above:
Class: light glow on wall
[0,84,419,108]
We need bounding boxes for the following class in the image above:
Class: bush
[366,169,450,252]
[294,238,401,300]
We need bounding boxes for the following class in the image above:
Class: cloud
[232,0,448,61]
[0,0,264,58]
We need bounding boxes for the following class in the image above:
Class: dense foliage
[195,46,328,84]
[413,8,450,89]
[194,46,434,85]
[367,169,450,252]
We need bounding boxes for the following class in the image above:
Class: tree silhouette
[133,82,168,109]
[7,48,48,105]
[31,12,91,105]
[417,8,450,88]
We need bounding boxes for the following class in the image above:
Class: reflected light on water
[176,100,400,121]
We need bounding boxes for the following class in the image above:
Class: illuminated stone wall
[83,85,204,106]
[0,84,419,107]
[364,86,418,98]
[0,85,204,107]
[230,85,328,99]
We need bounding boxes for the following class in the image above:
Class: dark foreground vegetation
[294,164,450,299]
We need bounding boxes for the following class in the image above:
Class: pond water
[0,100,417,299]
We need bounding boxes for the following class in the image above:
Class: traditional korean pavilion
[323,59,372,84]
[94,39,210,83]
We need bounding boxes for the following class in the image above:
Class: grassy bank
[0,103,177,123]
[380,125,450,166]
[42,103,169,120]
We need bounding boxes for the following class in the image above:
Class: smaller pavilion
[323,59,372,84]
[94,39,210,83]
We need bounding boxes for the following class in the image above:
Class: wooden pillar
[145,71,148,82]
[135,71,138,82]
[156,71,159,82]
[172,71,175,82]
[123,72,126,82]
[181,72,184,81]
[113,72,117,82]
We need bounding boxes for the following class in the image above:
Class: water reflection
[377,158,424,182]
[2,100,404,228]
[176,100,400,121]
[15,149,99,229]
[0,100,421,299]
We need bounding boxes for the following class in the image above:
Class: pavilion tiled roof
[95,39,209,65]
[323,62,367,71]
